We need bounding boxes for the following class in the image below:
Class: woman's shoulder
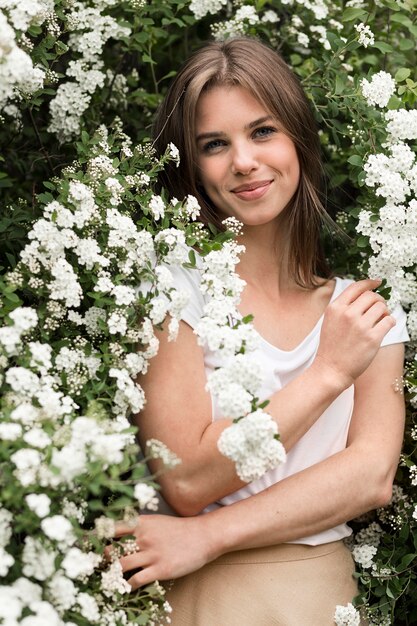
[160,253,206,329]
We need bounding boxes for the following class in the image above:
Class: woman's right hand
[108,513,218,590]
[315,278,396,389]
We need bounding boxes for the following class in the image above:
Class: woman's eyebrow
[196,115,275,143]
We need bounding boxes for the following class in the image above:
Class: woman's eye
[201,139,226,153]
[254,126,276,139]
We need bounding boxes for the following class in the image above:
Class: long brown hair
[153,37,333,288]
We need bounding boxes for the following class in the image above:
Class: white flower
[107,310,128,335]
[385,109,417,141]
[51,445,87,483]
[168,142,180,166]
[11,448,42,486]
[334,602,361,626]
[123,352,147,376]
[352,543,378,569]
[0,547,15,576]
[61,547,101,580]
[183,194,201,220]
[77,592,100,621]
[9,307,38,331]
[12,577,42,604]
[49,258,83,308]
[149,297,168,325]
[105,176,124,206]
[22,537,57,581]
[148,194,165,221]
[74,237,109,270]
[28,341,53,373]
[0,422,22,440]
[222,216,243,236]
[155,229,188,265]
[10,403,40,425]
[361,71,396,108]
[41,515,76,546]
[26,494,51,518]
[6,366,40,395]
[0,508,13,548]
[412,505,417,521]
[261,10,280,23]
[47,573,77,613]
[0,586,22,621]
[20,600,62,626]
[23,427,51,449]
[101,560,131,598]
[218,410,286,482]
[189,0,227,19]
[355,23,375,48]
[155,265,174,291]
[112,285,137,306]
[146,438,181,469]
[134,483,159,510]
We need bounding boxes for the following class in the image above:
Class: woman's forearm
[200,443,394,561]
[159,357,348,515]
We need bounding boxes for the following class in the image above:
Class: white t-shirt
[163,264,409,545]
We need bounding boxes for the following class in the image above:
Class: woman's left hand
[107,514,217,590]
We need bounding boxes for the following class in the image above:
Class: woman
[115,38,408,624]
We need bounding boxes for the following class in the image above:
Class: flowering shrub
[1,0,417,624]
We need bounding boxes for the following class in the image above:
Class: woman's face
[195,85,300,227]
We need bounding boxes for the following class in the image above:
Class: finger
[361,301,390,326]
[119,552,150,573]
[370,314,396,343]
[113,519,139,537]
[335,279,382,305]
[128,566,162,590]
[348,291,387,316]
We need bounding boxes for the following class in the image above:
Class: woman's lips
[231,180,272,201]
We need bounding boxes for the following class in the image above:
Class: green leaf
[373,41,394,53]
[356,236,369,248]
[390,13,413,27]
[334,74,345,96]
[342,7,368,21]
[348,155,362,167]
[395,68,411,82]
[4,291,21,303]
[188,249,196,265]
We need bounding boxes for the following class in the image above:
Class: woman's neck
[236,222,294,293]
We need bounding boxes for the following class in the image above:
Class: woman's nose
[230,142,258,175]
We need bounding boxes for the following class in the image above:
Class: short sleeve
[168,263,206,329]
[380,302,409,347]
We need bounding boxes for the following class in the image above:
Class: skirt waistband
[211,540,347,565]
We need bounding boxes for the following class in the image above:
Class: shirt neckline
[251,276,341,355]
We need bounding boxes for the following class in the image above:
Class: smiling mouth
[231,180,272,193]
[231,180,272,200]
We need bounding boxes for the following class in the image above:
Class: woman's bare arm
[116,343,405,589]
[136,279,395,515]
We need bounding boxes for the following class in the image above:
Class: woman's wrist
[310,354,353,395]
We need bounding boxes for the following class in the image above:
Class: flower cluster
[360,71,396,108]
[334,602,361,626]
[355,23,374,48]
[0,130,206,624]
[356,108,417,325]
[45,3,131,141]
[0,4,47,110]
[194,240,286,481]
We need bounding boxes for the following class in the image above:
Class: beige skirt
[164,540,366,626]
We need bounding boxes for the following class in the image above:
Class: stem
[28,107,55,177]
[149,43,158,95]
